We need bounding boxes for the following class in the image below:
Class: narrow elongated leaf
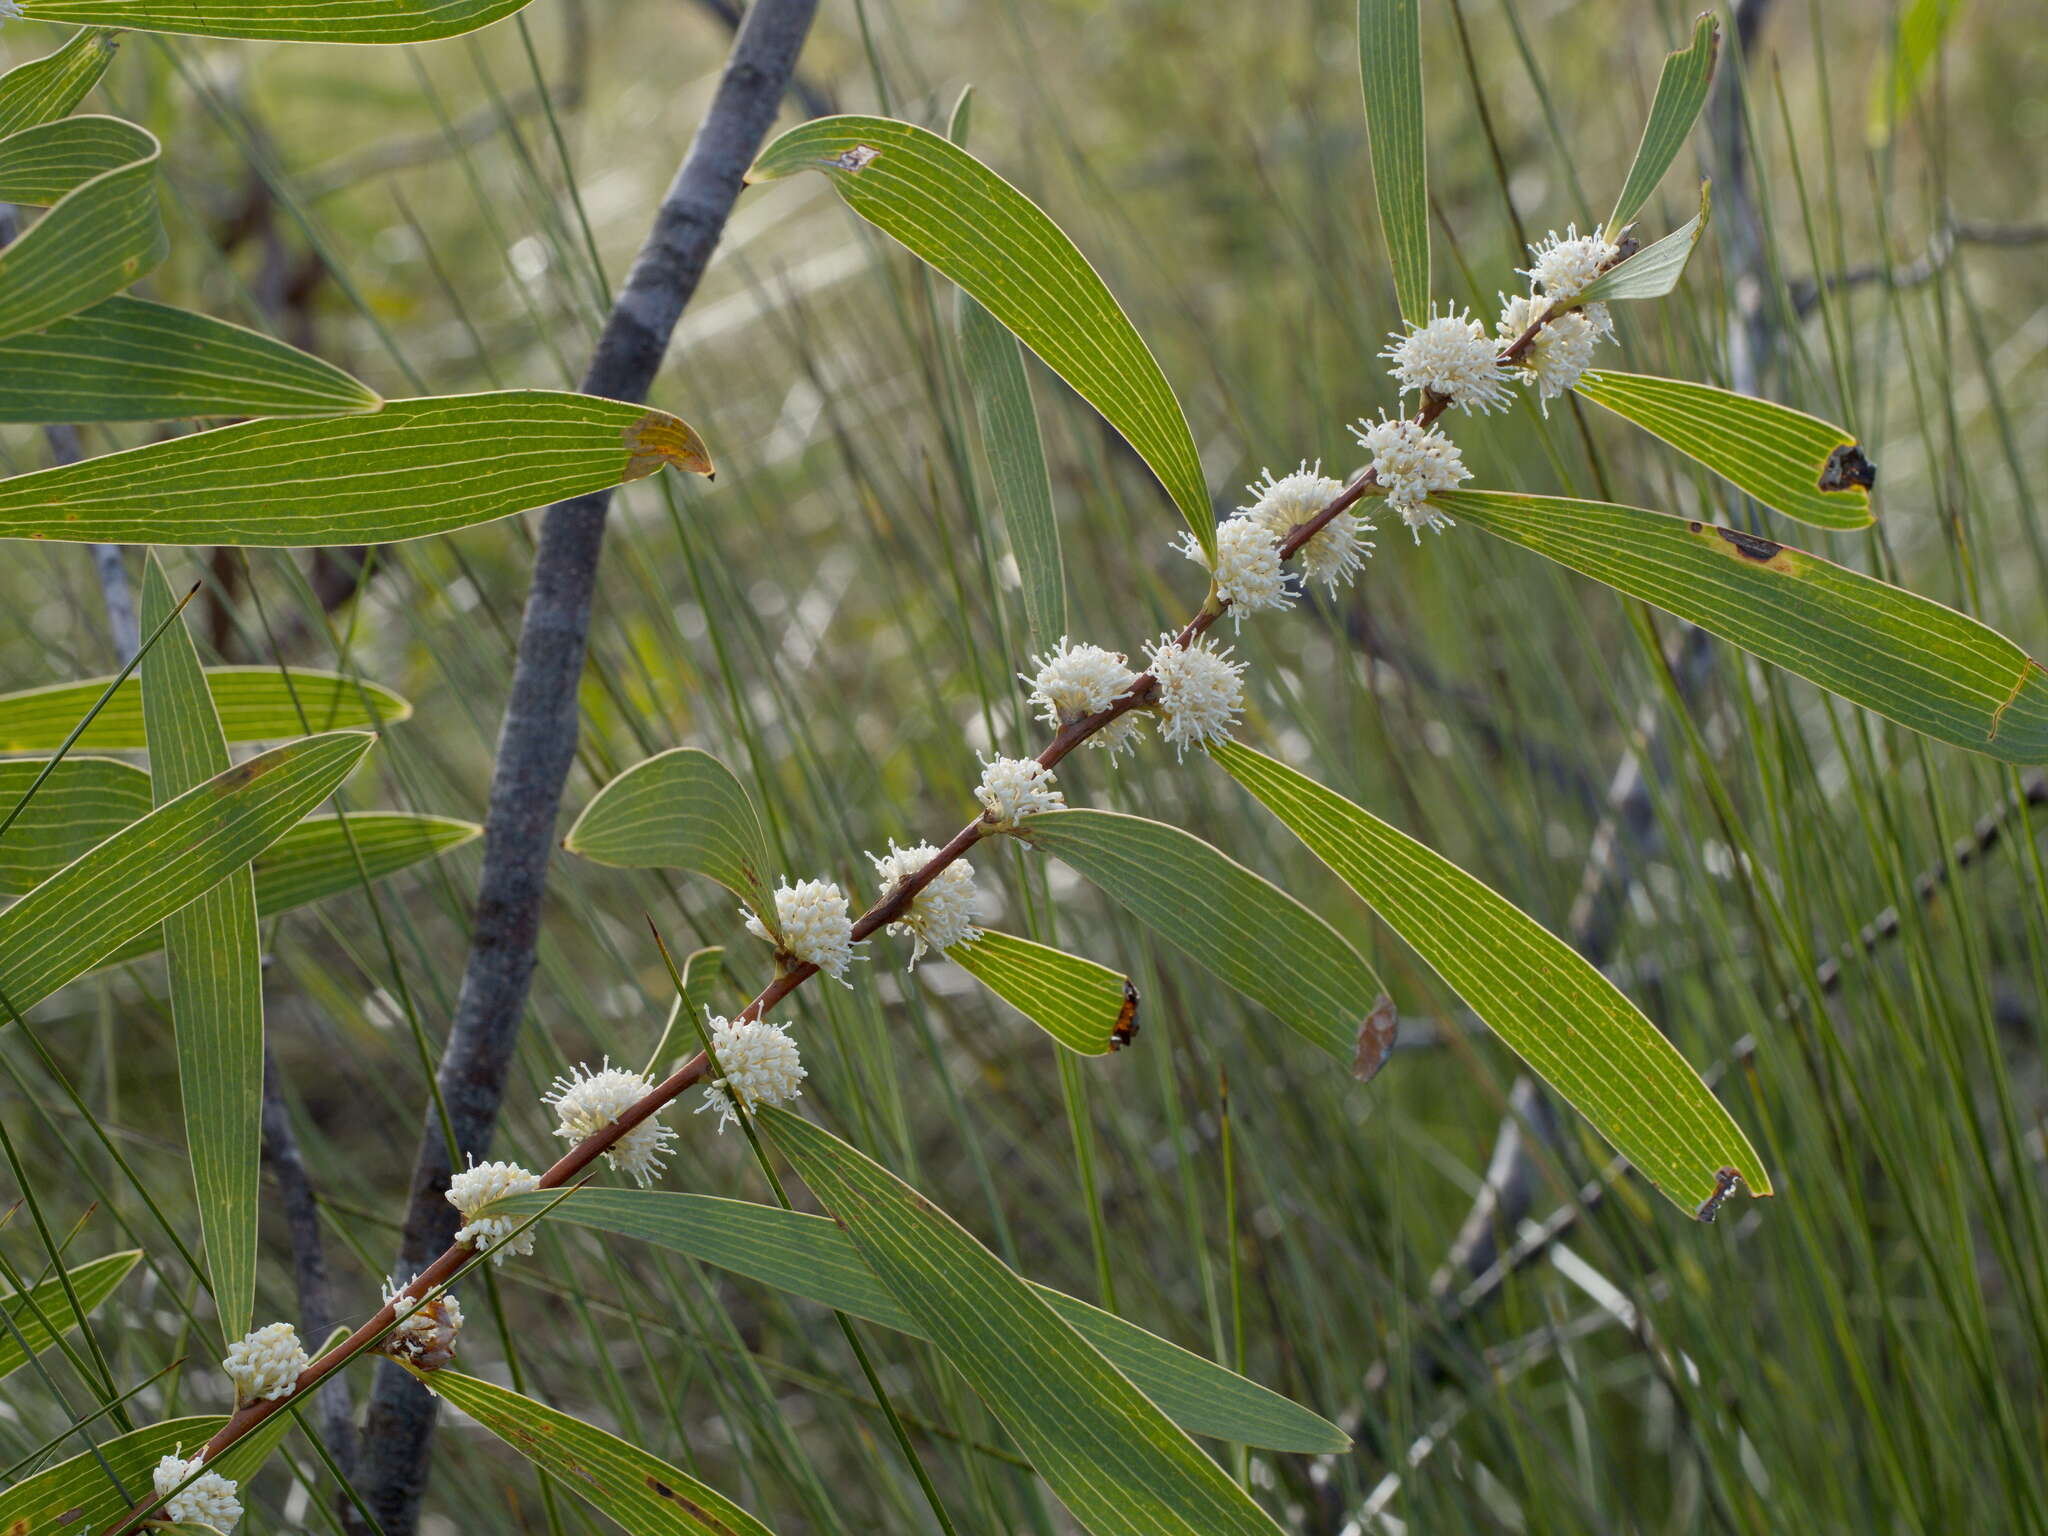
[749,116,1215,558]
[564,748,776,920]
[485,1187,1349,1454]
[0,667,409,752]
[140,556,262,1340]
[91,812,479,968]
[764,1109,1287,1535]
[0,755,149,891]
[1211,742,1767,1212]
[0,1411,290,1531]
[1358,0,1429,322]
[0,392,711,546]
[0,27,119,137]
[0,114,165,342]
[0,1250,140,1383]
[1437,489,2048,764]
[1607,13,1719,239]
[404,1368,775,1535]
[1576,185,1708,304]
[13,0,531,41]
[0,732,374,1014]
[1574,370,1875,530]
[0,296,382,422]
[1020,808,1382,1063]
[949,929,1136,1056]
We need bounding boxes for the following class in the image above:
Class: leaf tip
[622,410,713,482]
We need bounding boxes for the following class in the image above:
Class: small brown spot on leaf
[1695,1166,1742,1222]
[1688,520,1704,533]
[1352,994,1398,1082]
[622,411,714,483]
[1818,442,1876,493]
[1716,526,1784,563]
[1109,980,1140,1051]
[648,1475,729,1530]
[830,144,881,172]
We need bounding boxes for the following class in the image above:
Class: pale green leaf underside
[1020,808,1382,1063]
[1357,0,1429,322]
[1574,369,1874,530]
[0,755,149,890]
[749,115,1215,559]
[15,0,532,42]
[1437,489,2048,765]
[0,732,373,1014]
[484,1187,1349,1454]
[1211,741,1768,1212]
[0,113,165,343]
[0,27,119,138]
[1608,12,1719,238]
[949,927,1133,1056]
[0,1249,139,1382]
[563,747,776,919]
[0,666,410,752]
[763,1108,1290,1536]
[0,296,382,422]
[0,392,711,546]
[407,1368,775,1536]
[1576,185,1708,305]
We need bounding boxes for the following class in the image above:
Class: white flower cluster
[1147,633,1244,758]
[1380,304,1515,414]
[976,755,1065,828]
[1178,514,1290,626]
[744,878,857,981]
[1492,225,1621,405]
[154,1454,243,1532]
[1520,224,1620,304]
[1350,414,1470,539]
[696,1012,807,1130]
[1022,637,1147,759]
[1240,462,1373,595]
[869,840,982,963]
[544,1059,675,1187]
[446,1158,540,1265]
[221,1321,309,1405]
[381,1274,464,1369]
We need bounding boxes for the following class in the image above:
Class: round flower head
[446,1157,541,1264]
[222,1321,309,1405]
[544,1059,675,1188]
[1179,514,1290,626]
[976,755,1066,828]
[381,1274,464,1370]
[695,1011,807,1130]
[1380,304,1514,413]
[744,878,857,981]
[869,840,982,964]
[1242,462,1375,595]
[1021,637,1147,760]
[1349,414,1469,540]
[1146,632,1245,758]
[1520,224,1620,305]
[1498,292,1603,413]
[154,1454,243,1532]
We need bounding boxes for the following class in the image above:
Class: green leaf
[13,0,532,42]
[140,556,262,1340]
[90,811,480,968]
[762,1108,1287,1535]
[0,27,120,137]
[1436,488,2048,765]
[0,114,165,343]
[0,731,374,1014]
[485,1187,1349,1454]
[0,1409,290,1532]
[0,667,410,752]
[0,296,382,423]
[1019,808,1382,1064]
[0,392,712,546]
[1211,741,1768,1213]
[1573,370,1875,530]
[0,755,150,892]
[1867,0,1964,147]
[0,1249,140,1383]
[1575,184,1709,305]
[403,1367,776,1535]
[949,929,1137,1056]
[748,115,1215,559]
[1357,0,1429,322]
[563,747,776,921]
[1607,13,1719,240]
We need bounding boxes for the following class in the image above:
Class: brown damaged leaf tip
[1818,442,1876,494]
[622,411,714,482]
[1109,979,1140,1051]
[1694,1166,1742,1222]
[1352,993,1398,1082]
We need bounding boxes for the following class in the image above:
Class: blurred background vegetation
[4,0,2047,1530]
